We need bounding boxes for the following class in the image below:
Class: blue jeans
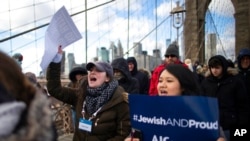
[71,109,76,128]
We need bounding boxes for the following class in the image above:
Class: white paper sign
[40,6,82,71]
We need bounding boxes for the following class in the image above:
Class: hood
[205,67,238,78]
[207,55,232,78]
[208,55,228,74]
[69,66,87,82]
[111,57,131,79]
[127,57,138,74]
[237,48,250,70]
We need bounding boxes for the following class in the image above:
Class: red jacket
[148,60,187,96]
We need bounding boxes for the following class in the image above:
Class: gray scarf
[86,79,118,115]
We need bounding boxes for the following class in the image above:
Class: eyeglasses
[165,54,176,58]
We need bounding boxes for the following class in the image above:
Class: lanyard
[81,101,102,120]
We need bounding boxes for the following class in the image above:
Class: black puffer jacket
[201,55,249,130]
[111,57,139,94]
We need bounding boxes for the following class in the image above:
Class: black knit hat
[164,43,179,58]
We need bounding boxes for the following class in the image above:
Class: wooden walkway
[58,134,73,141]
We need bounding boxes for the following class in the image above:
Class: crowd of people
[0,42,249,141]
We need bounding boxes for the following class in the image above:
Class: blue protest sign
[128,95,219,141]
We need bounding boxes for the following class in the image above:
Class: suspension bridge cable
[207,9,227,57]
[124,15,171,55]
[0,0,115,43]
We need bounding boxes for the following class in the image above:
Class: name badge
[79,118,92,132]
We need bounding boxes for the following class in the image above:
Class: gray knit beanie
[164,43,179,58]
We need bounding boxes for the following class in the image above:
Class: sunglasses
[165,54,176,58]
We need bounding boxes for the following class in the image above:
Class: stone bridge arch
[184,0,250,63]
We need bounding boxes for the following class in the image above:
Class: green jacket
[46,62,131,141]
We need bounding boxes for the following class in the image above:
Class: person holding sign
[125,64,225,141]
[46,46,131,141]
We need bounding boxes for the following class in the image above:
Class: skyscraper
[134,42,142,56]
[98,47,109,62]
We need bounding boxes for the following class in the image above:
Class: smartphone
[131,128,143,140]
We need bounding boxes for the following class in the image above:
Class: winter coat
[0,90,56,141]
[149,60,187,96]
[237,48,250,126]
[46,62,131,141]
[237,68,250,111]
[127,57,149,94]
[201,55,249,130]
[111,58,140,94]
[237,48,250,109]
[237,68,250,98]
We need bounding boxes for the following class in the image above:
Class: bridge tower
[184,0,250,63]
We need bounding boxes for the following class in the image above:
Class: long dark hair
[163,64,202,96]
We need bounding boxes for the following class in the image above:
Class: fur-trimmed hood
[205,67,239,78]
[205,55,238,78]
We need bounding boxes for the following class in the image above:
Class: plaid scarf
[85,79,118,115]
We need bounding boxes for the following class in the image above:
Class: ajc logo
[152,135,170,141]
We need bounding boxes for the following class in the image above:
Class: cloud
[223,21,235,37]
[217,21,235,59]
[113,0,142,12]
[209,0,235,17]
[204,0,235,60]
[154,1,172,18]
[68,0,165,59]
[66,0,172,64]
[0,0,53,32]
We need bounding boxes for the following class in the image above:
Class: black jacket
[201,55,249,130]
[127,57,149,94]
[111,57,140,94]
[237,48,250,109]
